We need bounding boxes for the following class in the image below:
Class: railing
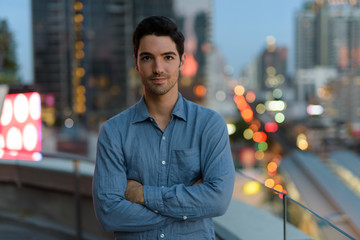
[236,170,357,240]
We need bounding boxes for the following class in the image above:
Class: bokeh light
[243,181,261,195]
[264,178,275,188]
[253,131,267,143]
[255,150,265,160]
[256,103,266,114]
[243,128,254,140]
[265,122,278,133]
[234,85,245,96]
[227,123,236,135]
[275,112,285,123]
[245,91,256,103]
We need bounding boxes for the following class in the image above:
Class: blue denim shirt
[93,93,235,239]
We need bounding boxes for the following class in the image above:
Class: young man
[93,16,235,239]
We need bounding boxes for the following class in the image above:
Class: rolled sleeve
[143,185,164,213]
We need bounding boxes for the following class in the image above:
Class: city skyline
[0,0,307,84]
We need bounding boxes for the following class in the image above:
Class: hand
[125,180,145,205]
[193,178,203,186]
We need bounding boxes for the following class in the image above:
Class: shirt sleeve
[143,113,235,220]
[92,120,175,232]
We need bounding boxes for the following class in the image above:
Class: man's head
[132,16,185,60]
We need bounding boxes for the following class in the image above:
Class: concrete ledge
[0,157,112,239]
[0,158,94,196]
[214,198,313,240]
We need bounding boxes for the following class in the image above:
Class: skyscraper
[295,1,360,71]
[295,2,317,69]
[295,1,360,130]
[32,0,174,130]
[259,37,288,91]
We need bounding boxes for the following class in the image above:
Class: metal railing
[236,170,357,240]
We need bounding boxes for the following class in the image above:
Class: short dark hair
[132,16,185,59]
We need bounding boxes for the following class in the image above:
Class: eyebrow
[139,51,178,57]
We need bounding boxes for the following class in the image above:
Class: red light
[279,189,288,199]
[181,53,198,77]
[265,122,278,133]
[0,92,42,161]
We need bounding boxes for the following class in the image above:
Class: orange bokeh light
[245,91,256,103]
[241,108,253,122]
[249,123,259,132]
[193,85,207,97]
[273,184,283,193]
[267,161,278,172]
[264,178,275,188]
[253,131,267,142]
[235,95,249,110]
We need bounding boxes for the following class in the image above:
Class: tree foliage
[0,19,18,83]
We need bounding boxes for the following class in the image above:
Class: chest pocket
[169,148,201,186]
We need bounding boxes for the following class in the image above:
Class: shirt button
[162,136,166,140]
[183,216,187,220]
[154,210,159,213]
[161,186,165,188]
[161,161,166,165]
[160,233,165,238]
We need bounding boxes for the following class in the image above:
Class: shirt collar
[132,93,187,123]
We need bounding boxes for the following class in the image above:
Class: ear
[179,53,186,71]
[134,55,139,71]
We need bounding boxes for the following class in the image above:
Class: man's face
[135,35,185,96]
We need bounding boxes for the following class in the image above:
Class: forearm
[143,170,234,220]
[93,176,175,232]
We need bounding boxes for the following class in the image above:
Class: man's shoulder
[183,98,224,122]
[102,103,137,128]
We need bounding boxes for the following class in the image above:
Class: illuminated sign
[0,92,42,161]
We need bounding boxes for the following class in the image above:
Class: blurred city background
[0,0,360,239]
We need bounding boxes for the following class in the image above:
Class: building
[32,0,174,131]
[294,1,360,130]
[295,1,360,71]
[174,0,212,104]
[259,37,288,91]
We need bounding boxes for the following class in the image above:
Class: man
[93,16,235,239]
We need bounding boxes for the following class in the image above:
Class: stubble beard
[144,74,178,96]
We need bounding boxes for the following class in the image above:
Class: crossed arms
[93,116,235,232]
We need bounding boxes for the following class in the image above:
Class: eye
[164,55,175,61]
[141,56,152,62]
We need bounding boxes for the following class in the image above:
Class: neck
[144,91,178,131]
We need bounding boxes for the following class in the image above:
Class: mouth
[150,77,167,84]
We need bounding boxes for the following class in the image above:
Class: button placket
[159,132,168,187]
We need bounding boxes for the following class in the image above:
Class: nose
[153,58,164,74]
